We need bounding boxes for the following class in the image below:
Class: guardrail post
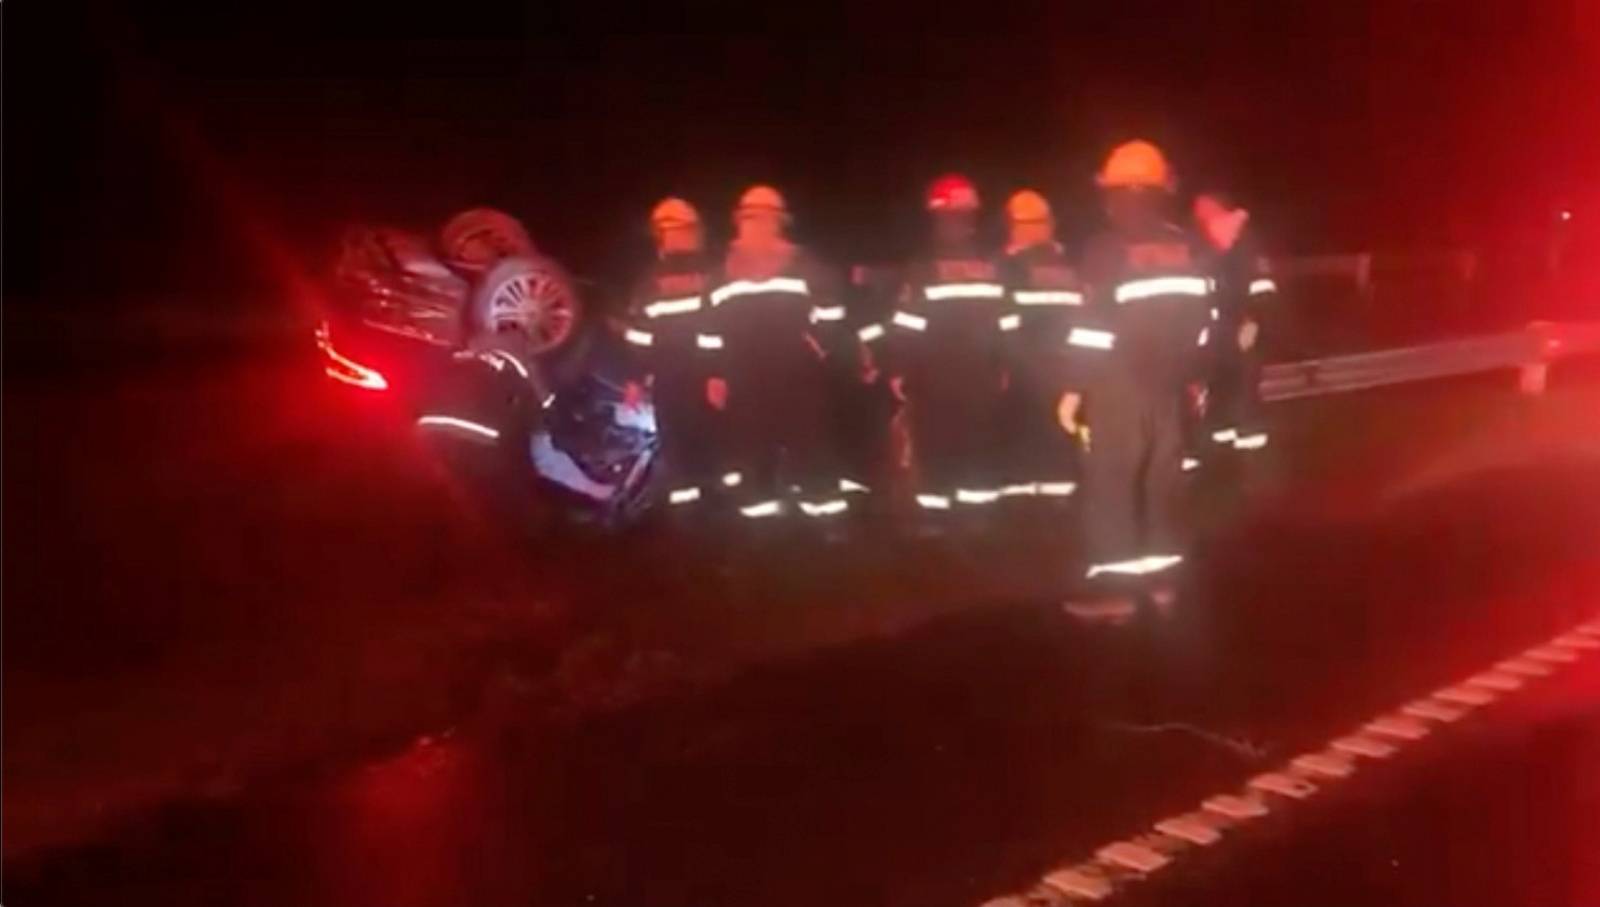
[1356,253,1373,298]
[1518,321,1556,395]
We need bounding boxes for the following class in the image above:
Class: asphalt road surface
[5,336,1599,907]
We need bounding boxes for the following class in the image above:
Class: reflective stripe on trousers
[797,497,849,517]
[668,486,702,505]
[711,277,810,306]
[739,499,784,518]
[924,282,1005,301]
[1085,554,1183,579]
[1114,276,1211,303]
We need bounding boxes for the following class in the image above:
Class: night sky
[7,2,1596,307]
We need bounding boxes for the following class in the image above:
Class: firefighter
[703,185,853,526]
[1193,190,1274,457]
[875,173,1010,528]
[1063,141,1215,615]
[998,189,1087,503]
[620,197,721,513]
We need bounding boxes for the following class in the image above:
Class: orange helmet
[734,184,789,218]
[926,173,980,212]
[1096,140,1174,190]
[649,197,700,230]
[1005,189,1052,223]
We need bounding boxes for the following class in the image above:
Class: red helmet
[925,173,979,212]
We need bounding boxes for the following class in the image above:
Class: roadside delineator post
[1519,321,1558,395]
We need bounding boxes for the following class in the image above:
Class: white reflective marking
[998,313,1021,331]
[1233,432,1269,450]
[839,477,870,493]
[1249,278,1278,295]
[415,415,501,440]
[1067,327,1116,349]
[1434,685,1497,706]
[644,295,703,317]
[1000,483,1039,497]
[955,488,1000,504]
[1210,306,1220,321]
[857,323,886,342]
[1495,658,1554,677]
[1402,698,1469,723]
[1037,481,1077,496]
[1291,752,1355,778]
[710,277,810,305]
[1197,327,1210,346]
[1114,276,1211,303]
[1182,457,1202,472]
[722,471,743,487]
[1040,865,1114,900]
[739,500,783,518]
[892,310,928,331]
[915,493,951,510]
[1211,428,1238,443]
[1155,814,1222,846]
[1095,841,1171,873]
[809,305,846,323]
[1086,554,1182,578]
[985,612,1600,907]
[1525,645,1580,664]
[798,498,849,516]
[668,487,702,504]
[1202,794,1269,819]
[1331,735,1398,759]
[924,282,1005,301]
[695,333,725,350]
[1364,715,1430,740]
[623,328,654,346]
[1014,289,1084,305]
[1465,671,1524,691]
[1248,773,1318,800]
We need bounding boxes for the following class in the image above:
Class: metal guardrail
[1261,321,1600,401]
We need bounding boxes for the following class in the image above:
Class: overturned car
[316,208,661,528]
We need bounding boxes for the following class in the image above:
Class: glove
[1238,318,1260,351]
[1057,391,1082,434]
[889,375,908,404]
[706,377,728,410]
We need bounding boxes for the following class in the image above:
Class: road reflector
[1332,735,1398,759]
[1249,773,1318,799]
[1040,865,1114,900]
[1551,633,1600,650]
[1292,752,1355,778]
[1434,684,1497,706]
[1466,671,1524,691]
[1096,841,1172,873]
[1525,646,1579,663]
[1203,794,1269,819]
[1364,715,1431,741]
[1403,699,1470,723]
[1155,814,1223,845]
[1495,658,1554,677]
